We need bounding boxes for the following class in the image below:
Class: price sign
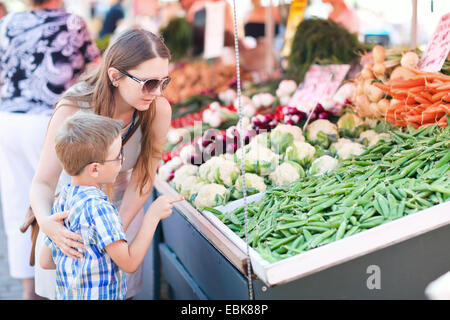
[418,12,450,72]
[281,0,308,57]
[288,64,350,111]
[203,1,225,59]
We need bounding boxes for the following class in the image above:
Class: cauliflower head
[359,130,390,147]
[232,173,267,199]
[269,161,305,186]
[235,143,280,176]
[337,112,366,137]
[199,156,240,187]
[330,138,366,160]
[285,141,316,166]
[193,183,230,209]
[177,176,204,200]
[306,119,338,148]
[270,124,305,154]
[250,132,271,148]
[171,164,198,190]
[309,155,339,176]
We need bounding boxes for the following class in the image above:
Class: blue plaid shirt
[45,184,127,300]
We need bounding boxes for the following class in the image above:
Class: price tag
[203,1,225,59]
[288,64,350,111]
[418,12,450,72]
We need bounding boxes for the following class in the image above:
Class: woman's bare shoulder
[49,99,84,127]
[54,98,81,113]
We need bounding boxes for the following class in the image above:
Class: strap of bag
[122,111,142,146]
[105,112,142,201]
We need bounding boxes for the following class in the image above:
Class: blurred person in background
[99,0,125,38]
[322,0,360,34]
[180,0,235,56]
[244,0,281,39]
[0,2,6,19]
[0,0,100,299]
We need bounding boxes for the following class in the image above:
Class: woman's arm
[39,245,56,270]
[29,102,84,259]
[119,97,172,231]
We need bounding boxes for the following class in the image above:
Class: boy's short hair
[55,111,123,176]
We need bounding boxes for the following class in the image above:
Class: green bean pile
[205,124,450,263]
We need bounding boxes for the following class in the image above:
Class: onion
[373,63,386,76]
[390,99,401,107]
[318,112,329,119]
[367,84,384,103]
[355,95,371,117]
[361,67,373,80]
[189,153,203,165]
[390,66,415,80]
[202,139,212,147]
[368,102,379,118]
[203,128,219,142]
[377,99,390,116]
[356,83,364,96]
[315,103,325,113]
[372,45,385,64]
[202,143,216,161]
[400,52,419,69]
[226,142,238,154]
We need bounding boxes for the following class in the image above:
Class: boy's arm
[105,214,160,274]
[39,244,56,270]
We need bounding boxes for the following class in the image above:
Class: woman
[0,0,100,299]
[244,0,281,39]
[322,0,360,35]
[30,28,172,299]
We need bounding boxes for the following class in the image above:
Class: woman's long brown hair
[60,28,171,196]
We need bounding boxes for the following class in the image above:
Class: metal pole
[411,0,418,49]
[265,0,274,75]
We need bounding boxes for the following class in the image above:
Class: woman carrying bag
[0,0,100,299]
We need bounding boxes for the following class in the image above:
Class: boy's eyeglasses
[117,69,171,94]
[74,148,124,176]
[86,148,124,167]
[99,148,124,166]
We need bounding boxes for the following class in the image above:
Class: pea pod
[307,229,336,249]
[359,216,385,229]
[270,234,298,251]
[335,220,348,240]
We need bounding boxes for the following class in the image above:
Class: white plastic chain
[231,0,254,300]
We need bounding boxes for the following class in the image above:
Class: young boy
[39,112,182,300]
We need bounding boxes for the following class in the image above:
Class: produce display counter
[155,178,450,299]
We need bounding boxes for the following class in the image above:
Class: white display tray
[202,195,450,287]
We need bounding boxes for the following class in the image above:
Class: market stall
[154,1,450,300]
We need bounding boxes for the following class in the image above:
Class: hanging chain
[231,0,254,300]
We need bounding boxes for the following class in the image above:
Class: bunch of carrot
[374,69,450,128]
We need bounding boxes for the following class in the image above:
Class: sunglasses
[117,69,171,94]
